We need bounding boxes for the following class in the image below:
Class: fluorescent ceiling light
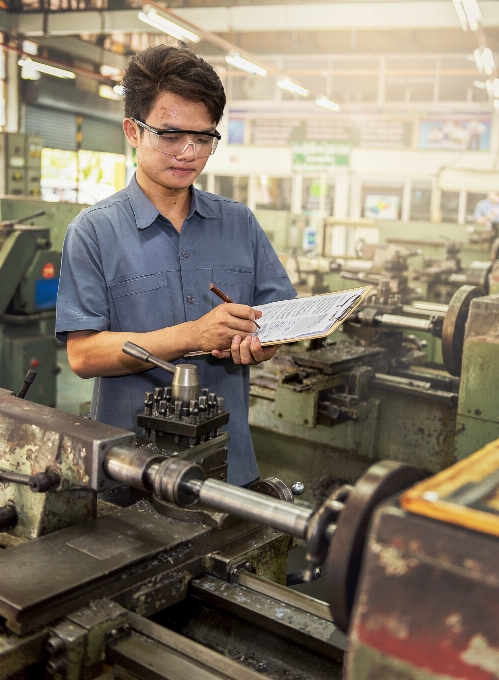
[138,8,199,43]
[113,84,125,96]
[494,99,499,112]
[473,47,495,75]
[99,84,121,101]
[315,96,340,111]
[277,78,308,97]
[453,0,481,31]
[453,0,468,30]
[22,40,38,56]
[478,47,496,75]
[100,64,121,78]
[490,78,499,98]
[473,80,486,88]
[18,57,75,79]
[473,48,483,73]
[225,53,266,77]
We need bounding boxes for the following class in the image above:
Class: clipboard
[187,285,372,356]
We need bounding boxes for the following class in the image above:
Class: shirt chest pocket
[109,272,175,332]
[211,269,254,307]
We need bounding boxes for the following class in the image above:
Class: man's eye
[196,137,211,145]
[163,134,180,142]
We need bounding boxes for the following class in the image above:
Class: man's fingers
[237,335,260,365]
[212,349,231,359]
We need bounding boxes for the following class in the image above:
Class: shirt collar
[127,174,217,230]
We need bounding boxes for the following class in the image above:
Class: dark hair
[122,45,226,125]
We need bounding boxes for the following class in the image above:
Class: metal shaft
[378,314,433,332]
[185,478,313,539]
[104,448,312,539]
[122,342,177,374]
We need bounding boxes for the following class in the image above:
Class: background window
[302,177,335,215]
[440,190,460,223]
[410,185,432,221]
[214,176,249,204]
[255,176,291,211]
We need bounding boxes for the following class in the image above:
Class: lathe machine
[250,284,499,504]
[1,341,499,680]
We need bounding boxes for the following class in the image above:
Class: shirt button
[182,250,189,258]
[186,295,194,303]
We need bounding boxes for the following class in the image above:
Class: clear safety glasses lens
[149,130,218,157]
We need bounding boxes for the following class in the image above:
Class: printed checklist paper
[252,287,370,345]
[186,286,372,355]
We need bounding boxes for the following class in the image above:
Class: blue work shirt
[56,175,296,486]
[474,197,499,223]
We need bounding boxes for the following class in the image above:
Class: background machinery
[250,285,499,504]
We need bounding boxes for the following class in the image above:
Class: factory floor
[56,346,328,604]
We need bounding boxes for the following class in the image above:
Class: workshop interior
[2,1,499,679]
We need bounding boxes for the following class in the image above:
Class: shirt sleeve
[250,214,297,305]
[55,219,111,343]
[474,199,488,221]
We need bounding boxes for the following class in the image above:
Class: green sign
[292,141,350,171]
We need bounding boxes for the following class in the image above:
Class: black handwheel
[441,285,483,377]
[325,460,425,634]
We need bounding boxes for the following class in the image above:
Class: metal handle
[17,370,37,399]
[122,342,176,375]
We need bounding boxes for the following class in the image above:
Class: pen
[210,282,261,330]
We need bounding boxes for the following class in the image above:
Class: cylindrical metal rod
[186,478,314,539]
[378,314,433,332]
[0,470,31,485]
[104,446,164,491]
[122,342,177,374]
[403,301,448,316]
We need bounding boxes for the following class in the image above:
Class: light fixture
[99,84,121,101]
[225,53,266,77]
[18,57,75,79]
[22,40,38,56]
[113,84,125,96]
[474,47,496,76]
[19,58,40,81]
[100,64,122,79]
[494,99,499,112]
[315,96,340,111]
[453,0,481,31]
[490,78,499,98]
[473,80,487,88]
[138,8,199,43]
[277,78,309,97]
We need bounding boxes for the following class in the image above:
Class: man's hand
[190,303,262,352]
[212,334,281,365]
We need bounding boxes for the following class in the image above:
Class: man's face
[124,91,216,192]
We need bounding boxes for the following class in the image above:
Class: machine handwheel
[325,460,425,634]
[441,285,483,377]
[249,477,294,503]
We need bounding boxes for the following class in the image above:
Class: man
[474,191,499,226]
[56,45,296,487]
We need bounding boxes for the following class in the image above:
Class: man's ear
[123,118,139,148]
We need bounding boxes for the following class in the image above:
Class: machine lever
[0,210,46,232]
[0,469,60,492]
[340,271,381,286]
[17,370,37,399]
[286,567,321,586]
[122,341,177,374]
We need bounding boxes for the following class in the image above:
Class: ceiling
[2,0,499,108]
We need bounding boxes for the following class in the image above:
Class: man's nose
[176,141,197,159]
